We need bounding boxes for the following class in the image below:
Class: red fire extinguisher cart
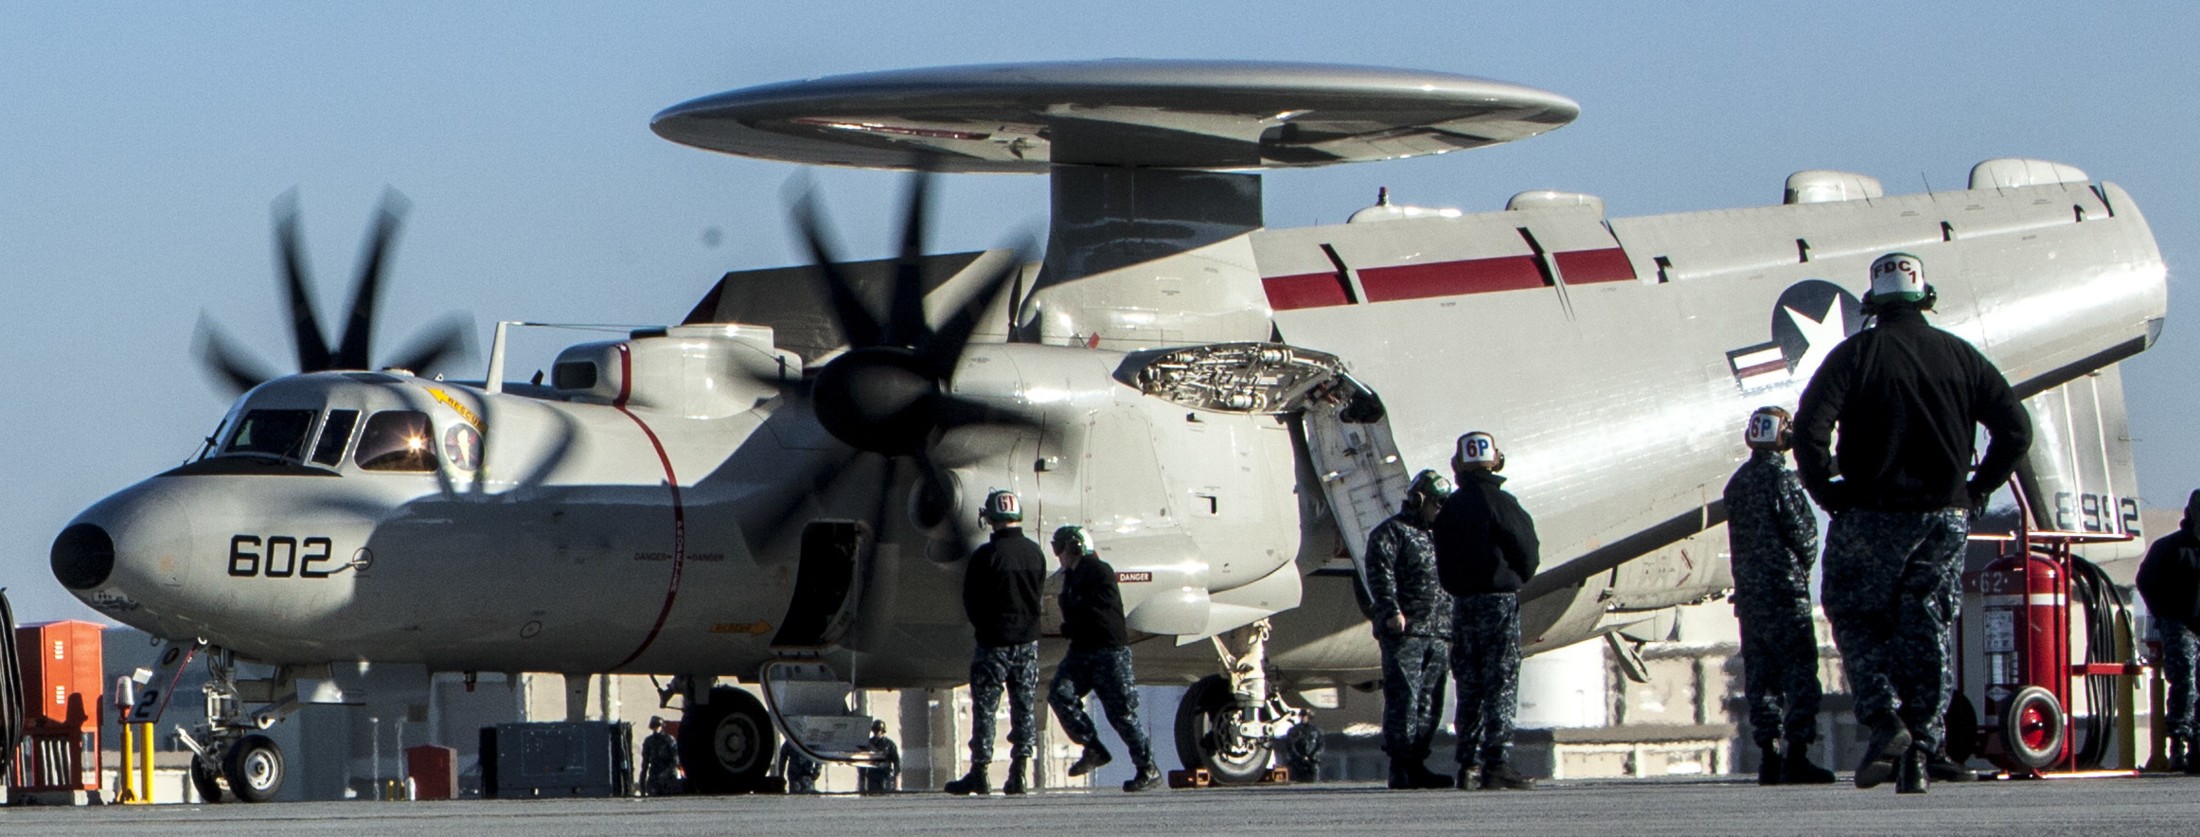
[1960,518,2141,777]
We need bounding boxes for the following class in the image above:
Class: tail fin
[2013,363,2143,560]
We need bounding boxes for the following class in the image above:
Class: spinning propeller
[783,173,1036,543]
[198,190,473,395]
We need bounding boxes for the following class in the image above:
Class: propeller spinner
[197,189,473,394]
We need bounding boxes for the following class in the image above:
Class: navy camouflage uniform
[1795,301,2030,767]
[1364,512,1453,763]
[1434,468,1540,774]
[640,727,680,795]
[962,526,1047,767]
[1047,552,1155,771]
[858,730,901,792]
[968,641,1040,765]
[777,740,822,793]
[2137,506,2200,746]
[1723,448,1825,747]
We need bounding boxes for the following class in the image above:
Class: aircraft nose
[51,522,116,590]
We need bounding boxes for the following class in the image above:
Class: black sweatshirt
[963,527,1046,647]
[1433,470,1541,596]
[1058,555,1131,653]
[1793,305,2032,512]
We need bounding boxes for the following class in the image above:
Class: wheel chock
[1167,768,1211,788]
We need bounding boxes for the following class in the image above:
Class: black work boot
[1781,741,1836,784]
[1855,719,1913,790]
[1410,762,1456,789]
[1068,743,1112,778]
[2169,736,2190,773]
[1479,763,1535,790]
[1003,758,1029,795]
[943,763,990,796]
[1757,743,1784,786]
[1388,762,1417,790]
[1123,763,1163,792]
[1895,746,1928,794]
[1924,750,1975,783]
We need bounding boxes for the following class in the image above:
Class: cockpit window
[311,409,361,466]
[222,410,316,460]
[354,410,438,472]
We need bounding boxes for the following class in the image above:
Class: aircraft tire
[189,753,225,803]
[679,685,776,794]
[222,734,284,803]
[1174,674,1272,784]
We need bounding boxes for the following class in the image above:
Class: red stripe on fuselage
[611,343,687,671]
[1262,272,1351,310]
[1553,247,1637,284]
[1358,255,1545,302]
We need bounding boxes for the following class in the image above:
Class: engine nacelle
[551,324,800,418]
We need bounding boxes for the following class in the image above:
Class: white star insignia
[1783,296,1850,382]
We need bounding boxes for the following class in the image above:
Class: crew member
[1794,252,2031,794]
[640,716,680,796]
[945,489,1047,796]
[2137,489,2200,773]
[1364,469,1457,790]
[1433,431,1539,791]
[776,740,821,793]
[1045,525,1163,792]
[858,720,902,792]
[1723,407,1835,785]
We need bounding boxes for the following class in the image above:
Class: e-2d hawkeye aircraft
[52,61,2166,800]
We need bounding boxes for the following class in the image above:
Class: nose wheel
[222,734,286,802]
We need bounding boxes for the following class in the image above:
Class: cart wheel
[2004,686,2065,770]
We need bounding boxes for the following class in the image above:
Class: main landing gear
[671,681,777,794]
[1173,619,1317,784]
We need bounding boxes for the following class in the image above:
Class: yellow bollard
[137,723,154,803]
[120,721,136,803]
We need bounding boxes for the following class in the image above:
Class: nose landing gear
[145,641,302,803]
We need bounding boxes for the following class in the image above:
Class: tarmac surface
[7,774,2200,836]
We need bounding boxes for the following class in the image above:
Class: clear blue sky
[4,2,2195,622]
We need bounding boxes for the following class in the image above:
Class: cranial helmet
[1051,524,1095,557]
[1744,406,1793,451]
[1866,252,1932,309]
[1454,431,1502,470]
[980,489,1022,523]
[1404,469,1454,511]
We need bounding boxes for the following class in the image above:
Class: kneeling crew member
[1366,469,1457,790]
[1724,407,1835,785]
[1046,525,1163,792]
[946,490,1047,796]
[1434,431,1539,791]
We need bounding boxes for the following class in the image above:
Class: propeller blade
[887,172,934,348]
[195,315,276,395]
[383,314,475,377]
[919,241,1033,381]
[792,190,886,350]
[334,189,411,370]
[271,194,334,372]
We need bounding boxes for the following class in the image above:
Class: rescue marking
[610,342,688,671]
[427,387,485,431]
